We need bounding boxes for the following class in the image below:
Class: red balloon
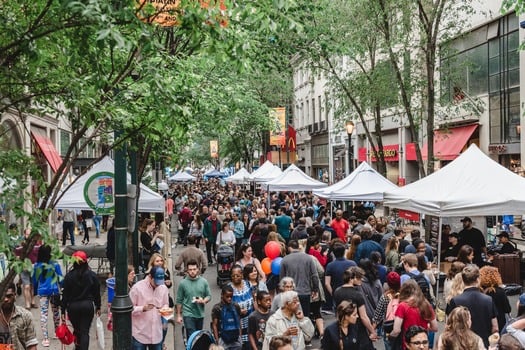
[261,257,272,275]
[264,241,281,260]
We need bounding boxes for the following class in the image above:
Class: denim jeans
[183,316,204,340]
[93,215,102,237]
[132,337,162,350]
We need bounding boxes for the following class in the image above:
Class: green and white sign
[83,171,114,215]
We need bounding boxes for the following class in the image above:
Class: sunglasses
[5,294,15,298]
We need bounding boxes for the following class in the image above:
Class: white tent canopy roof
[55,156,164,213]
[225,167,251,184]
[252,165,283,183]
[266,164,327,191]
[383,144,525,216]
[168,172,196,182]
[313,162,397,201]
[247,160,275,181]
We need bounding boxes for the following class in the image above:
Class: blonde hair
[441,307,480,349]
[446,273,465,303]
[147,252,168,272]
[346,235,361,260]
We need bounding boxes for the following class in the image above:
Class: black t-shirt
[333,286,373,350]
[248,310,274,350]
[459,227,486,265]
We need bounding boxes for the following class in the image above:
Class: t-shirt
[325,258,357,292]
[458,227,486,265]
[273,215,292,239]
[330,219,350,241]
[248,310,274,350]
[395,302,435,349]
[333,286,372,349]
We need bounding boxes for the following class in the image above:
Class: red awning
[31,132,63,172]
[421,124,478,160]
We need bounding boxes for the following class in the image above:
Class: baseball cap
[519,293,525,306]
[497,232,510,238]
[460,217,472,223]
[150,266,165,286]
[449,232,459,238]
[72,251,88,264]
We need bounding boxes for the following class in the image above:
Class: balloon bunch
[261,241,282,276]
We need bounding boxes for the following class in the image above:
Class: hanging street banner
[135,0,228,27]
[270,107,286,147]
[210,140,219,158]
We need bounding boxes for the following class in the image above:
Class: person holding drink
[263,290,314,350]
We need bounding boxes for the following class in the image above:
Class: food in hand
[159,307,174,316]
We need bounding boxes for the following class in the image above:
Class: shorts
[20,271,31,286]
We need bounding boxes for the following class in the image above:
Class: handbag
[56,323,75,345]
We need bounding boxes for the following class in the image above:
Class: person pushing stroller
[216,223,236,286]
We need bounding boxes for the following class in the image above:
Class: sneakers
[42,339,50,347]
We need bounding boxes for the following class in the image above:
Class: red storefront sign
[358,144,399,162]
[398,209,420,221]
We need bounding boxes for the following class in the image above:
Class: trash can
[106,277,115,303]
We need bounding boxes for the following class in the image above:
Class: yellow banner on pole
[270,107,286,146]
[210,140,218,158]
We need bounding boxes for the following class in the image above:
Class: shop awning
[406,124,478,161]
[31,132,63,172]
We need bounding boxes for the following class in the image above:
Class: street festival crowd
[4,177,525,350]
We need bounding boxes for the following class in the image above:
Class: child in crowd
[212,285,242,350]
[248,291,274,350]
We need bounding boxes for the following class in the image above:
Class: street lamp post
[346,121,355,175]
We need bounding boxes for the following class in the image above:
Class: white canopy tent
[313,161,398,201]
[55,156,164,213]
[225,167,251,184]
[266,164,328,191]
[246,160,275,182]
[168,172,196,182]
[252,165,283,183]
[383,144,525,216]
[383,144,525,295]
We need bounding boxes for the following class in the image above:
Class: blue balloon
[271,257,283,276]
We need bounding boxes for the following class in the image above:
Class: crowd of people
[153,180,525,350]
[3,176,525,350]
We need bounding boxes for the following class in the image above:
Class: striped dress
[228,280,254,344]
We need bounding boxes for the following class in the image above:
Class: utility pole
[111,130,133,349]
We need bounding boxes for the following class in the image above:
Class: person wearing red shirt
[330,210,350,242]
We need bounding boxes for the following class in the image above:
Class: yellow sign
[270,107,286,146]
[210,140,218,158]
[135,0,228,27]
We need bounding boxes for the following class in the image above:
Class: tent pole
[435,217,443,304]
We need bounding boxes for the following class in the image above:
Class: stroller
[186,330,215,350]
[216,244,235,286]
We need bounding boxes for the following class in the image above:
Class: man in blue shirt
[273,207,293,243]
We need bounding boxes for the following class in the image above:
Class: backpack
[220,303,240,343]
[385,293,400,322]
[407,272,433,306]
